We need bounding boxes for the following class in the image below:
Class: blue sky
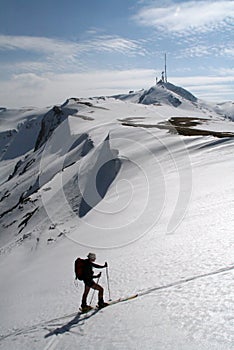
[0,0,233,107]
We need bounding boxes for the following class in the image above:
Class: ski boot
[98,298,109,309]
[80,304,93,313]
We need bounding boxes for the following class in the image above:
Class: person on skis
[81,253,108,312]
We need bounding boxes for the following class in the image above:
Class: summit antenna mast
[164,53,167,83]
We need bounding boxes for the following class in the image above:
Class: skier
[81,253,108,312]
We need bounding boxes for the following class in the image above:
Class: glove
[97,272,102,278]
[104,262,108,267]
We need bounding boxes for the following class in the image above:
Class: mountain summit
[113,81,197,107]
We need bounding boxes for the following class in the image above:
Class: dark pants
[81,280,104,307]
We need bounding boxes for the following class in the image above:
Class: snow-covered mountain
[0,82,233,350]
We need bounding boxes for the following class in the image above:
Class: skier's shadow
[44,309,99,338]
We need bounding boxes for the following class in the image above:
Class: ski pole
[89,275,100,306]
[106,266,111,301]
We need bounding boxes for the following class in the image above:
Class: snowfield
[0,82,233,350]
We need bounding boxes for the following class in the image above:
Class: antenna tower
[164,53,167,83]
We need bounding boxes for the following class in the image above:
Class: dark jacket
[83,259,104,282]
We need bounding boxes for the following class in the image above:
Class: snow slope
[0,82,233,350]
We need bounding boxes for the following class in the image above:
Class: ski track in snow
[0,264,233,348]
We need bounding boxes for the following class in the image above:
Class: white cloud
[188,85,234,101]
[180,45,215,58]
[134,1,234,34]
[12,73,49,88]
[0,35,72,55]
[0,69,155,108]
[172,75,234,86]
[217,68,234,76]
[79,36,144,55]
[222,47,234,56]
[0,34,146,79]
[2,61,52,73]
[171,75,234,101]
[0,34,143,57]
[179,43,234,59]
[1,69,233,108]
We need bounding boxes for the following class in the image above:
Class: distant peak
[156,81,197,103]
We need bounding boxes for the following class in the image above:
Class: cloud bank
[1,69,233,108]
[134,1,234,34]
[0,34,143,57]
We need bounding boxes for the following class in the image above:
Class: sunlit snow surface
[0,85,233,349]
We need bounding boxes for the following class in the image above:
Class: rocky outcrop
[34,105,78,151]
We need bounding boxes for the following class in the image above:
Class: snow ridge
[79,134,121,217]
[113,81,197,108]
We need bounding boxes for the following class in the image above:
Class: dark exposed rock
[34,105,78,151]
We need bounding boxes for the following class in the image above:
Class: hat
[87,253,96,260]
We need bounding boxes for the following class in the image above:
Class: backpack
[74,257,85,280]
